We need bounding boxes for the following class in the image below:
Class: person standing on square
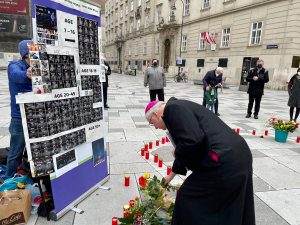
[103,61,111,109]
[287,68,300,123]
[246,60,269,119]
[202,67,223,116]
[144,59,166,102]
[206,81,217,112]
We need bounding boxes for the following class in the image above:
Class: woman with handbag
[288,68,300,122]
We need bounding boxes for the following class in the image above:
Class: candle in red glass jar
[158,158,163,167]
[176,190,178,195]
[260,135,264,138]
[149,142,153,149]
[112,217,118,225]
[123,211,128,218]
[145,151,149,159]
[125,175,130,186]
[252,130,256,135]
[129,200,135,208]
[141,148,145,156]
[145,144,148,151]
[237,128,240,134]
[233,128,236,132]
[167,165,171,175]
[162,137,165,144]
[154,154,158,163]
[297,136,300,143]
[265,130,268,136]
[156,140,159,146]
[166,136,169,142]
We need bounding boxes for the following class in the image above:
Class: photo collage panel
[81,75,102,104]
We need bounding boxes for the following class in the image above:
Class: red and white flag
[202,31,216,45]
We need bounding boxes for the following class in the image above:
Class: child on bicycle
[205,80,217,112]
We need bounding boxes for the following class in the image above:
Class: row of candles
[233,128,300,142]
[124,136,172,187]
[111,199,140,224]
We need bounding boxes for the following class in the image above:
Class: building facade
[105,0,300,90]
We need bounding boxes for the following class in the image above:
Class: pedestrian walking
[202,67,223,116]
[4,40,33,179]
[144,59,166,102]
[245,60,269,119]
[206,80,217,112]
[287,68,300,122]
[145,99,255,225]
[103,60,111,109]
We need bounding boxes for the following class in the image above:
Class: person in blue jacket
[3,40,33,179]
[202,67,223,116]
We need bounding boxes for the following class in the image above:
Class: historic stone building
[105,0,300,90]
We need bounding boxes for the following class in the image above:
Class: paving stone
[108,128,124,133]
[109,141,145,164]
[151,146,175,162]
[110,162,156,174]
[124,128,157,141]
[108,112,120,117]
[253,177,276,192]
[35,210,75,225]
[0,127,9,135]
[251,150,268,158]
[131,116,148,122]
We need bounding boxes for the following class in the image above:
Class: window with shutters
[184,0,190,15]
[126,6,128,14]
[138,0,141,6]
[250,22,263,45]
[199,33,206,50]
[129,46,131,55]
[202,0,210,9]
[181,36,187,52]
[221,28,230,48]
[135,44,138,55]
[131,1,134,11]
[120,9,123,18]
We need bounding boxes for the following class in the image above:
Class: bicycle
[174,71,188,83]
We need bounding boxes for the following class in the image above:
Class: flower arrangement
[268,117,299,133]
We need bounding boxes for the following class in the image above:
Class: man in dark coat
[145,98,255,225]
[103,61,111,108]
[246,60,269,119]
[203,67,223,116]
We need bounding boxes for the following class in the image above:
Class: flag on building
[202,32,216,45]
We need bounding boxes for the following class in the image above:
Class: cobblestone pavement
[1,71,300,225]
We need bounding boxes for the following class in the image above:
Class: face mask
[257,64,262,69]
[215,73,219,77]
[298,72,300,76]
[153,62,158,66]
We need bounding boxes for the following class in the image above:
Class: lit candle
[145,144,148,151]
[233,128,236,132]
[162,137,165,144]
[125,175,130,186]
[112,217,118,225]
[154,154,158,163]
[156,140,159,146]
[149,142,153,149]
[141,148,145,156]
[167,165,171,175]
[145,151,149,160]
[265,130,268,136]
[129,200,135,208]
[237,128,240,134]
[297,136,300,143]
[260,135,264,138]
[123,205,130,212]
[123,211,128,218]
[252,130,256,135]
[166,136,169,142]
[158,158,163,167]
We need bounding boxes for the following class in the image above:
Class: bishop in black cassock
[145,97,255,225]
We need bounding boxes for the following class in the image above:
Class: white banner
[57,11,79,48]
[60,0,82,11]
[46,45,75,55]
[85,120,104,143]
[80,65,99,76]
[81,2,100,17]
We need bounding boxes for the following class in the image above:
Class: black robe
[162,97,255,225]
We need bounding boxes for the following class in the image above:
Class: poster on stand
[92,138,105,167]
[53,148,78,178]
[57,11,78,48]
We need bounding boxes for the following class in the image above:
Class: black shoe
[254,115,258,119]
[104,105,110,108]
[215,112,220,116]
[246,114,251,118]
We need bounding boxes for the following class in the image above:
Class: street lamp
[173,0,184,80]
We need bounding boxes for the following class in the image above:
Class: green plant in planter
[268,117,299,133]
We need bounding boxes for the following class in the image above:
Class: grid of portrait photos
[78,17,100,65]
[81,75,102,103]
[36,5,58,46]
[28,43,52,94]
[49,54,77,89]
[25,98,103,140]
[30,129,85,177]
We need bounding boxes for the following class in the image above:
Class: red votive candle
[297,136,300,143]
[260,135,264,138]
[112,217,118,225]
[265,130,268,136]
[158,158,163,167]
[156,140,159,146]
[123,211,127,218]
[141,148,145,156]
[162,137,165,144]
[145,144,148,151]
[129,200,135,208]
[252,130,256,135]
[176,190,178,195]
[166,136,169,142]
[149,142,153,149]
[125,175,130,186]
[167,165,171,175]
[237,128,240,134]
[145,151,149,159]
[154,154,158,163]
[233,128,236,132]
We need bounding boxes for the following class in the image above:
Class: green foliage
[267,117,299,133]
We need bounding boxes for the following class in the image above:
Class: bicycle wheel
[184,76,188,82]
[174,75,179,83]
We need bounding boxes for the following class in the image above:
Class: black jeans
[247,94,262,116]
[149,89,164,102]
[103,87,108,106]
[290,107,300,120]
